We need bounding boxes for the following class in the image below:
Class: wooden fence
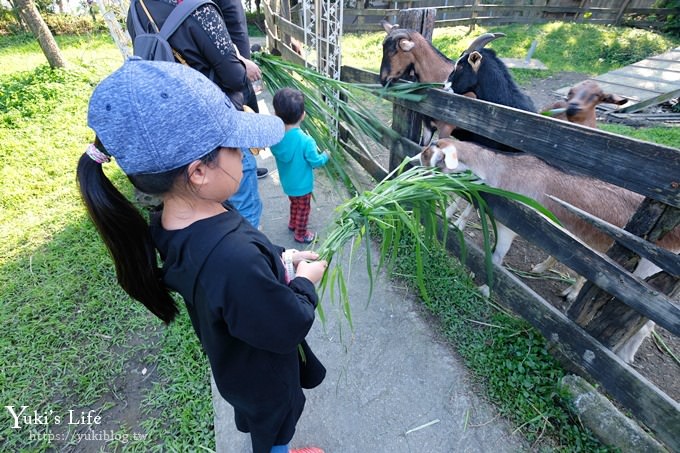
[343,0,673,32]
[263,4,680,450]
[342,68,680,450]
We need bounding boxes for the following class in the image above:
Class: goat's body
[416,139,680,363]
[454,143,678,255]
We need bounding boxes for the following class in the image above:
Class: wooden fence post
[387,7,436,172]
[615,0,632,25]
[468,0,480,34]
[568,200,680,352]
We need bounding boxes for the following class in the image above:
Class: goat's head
[410,138,462,173]
[447,32,505,95]
[563,80,627,124]
[379,21,422,86]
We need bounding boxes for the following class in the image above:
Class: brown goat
[542,80,627,128]
[379,20,454,86]
[412,138,680,363]
[533,81,627,275]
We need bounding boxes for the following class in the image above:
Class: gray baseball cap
[88,58,284,174]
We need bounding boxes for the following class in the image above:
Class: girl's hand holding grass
[291,250,321,265]
[295,256,328,284]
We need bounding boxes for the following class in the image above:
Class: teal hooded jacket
[270,127,329,196]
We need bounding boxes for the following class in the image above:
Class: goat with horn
[447,32,537,123]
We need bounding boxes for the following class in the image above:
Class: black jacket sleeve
[212,0,250,58]
[205,239,318,355]
[186,4,250,109]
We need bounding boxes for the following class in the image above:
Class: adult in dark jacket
[127,0,258,112]
[127,0,267,226]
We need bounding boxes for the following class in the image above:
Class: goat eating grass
[541,80,628,128]
[411,138,680,363]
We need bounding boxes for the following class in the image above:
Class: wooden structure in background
[342,0,672,32]
[341,61,680,453]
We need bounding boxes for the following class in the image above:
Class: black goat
[449,33,536,112]
[447,33,536,150]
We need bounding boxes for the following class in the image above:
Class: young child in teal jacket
[271,88,330,243]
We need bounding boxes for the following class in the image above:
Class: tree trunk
[15,0,67,68]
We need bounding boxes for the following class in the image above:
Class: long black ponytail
[76,139,179,323]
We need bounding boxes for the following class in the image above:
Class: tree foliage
[656,0,680,36]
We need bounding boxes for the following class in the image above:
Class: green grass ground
[0,33,214,451]
[0,23,677,451]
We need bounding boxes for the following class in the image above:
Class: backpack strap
[129,0,220,39]
[128,0,150,37]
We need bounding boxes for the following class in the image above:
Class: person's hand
[291,250,319,266]
[241,57,262,82]
[295,258,328,284]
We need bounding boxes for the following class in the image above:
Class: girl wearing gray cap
[77,59,326,453]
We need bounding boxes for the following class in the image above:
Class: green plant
[253,51,441,193]
[656,0,680,37]
[43,13,108,35]
[599,123,680,148]
[0,37,214,451]
[341,22,679,77]
[315,161,559,324]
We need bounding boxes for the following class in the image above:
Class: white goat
[412,138,680,363]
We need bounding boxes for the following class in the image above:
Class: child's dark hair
[76,137,220,323]
[272,87,305,125]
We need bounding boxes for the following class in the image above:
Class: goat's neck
[412,41,454,83]
[576,113,598,128]
[455,145,501,184]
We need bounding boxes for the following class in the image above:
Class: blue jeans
[229,148,262,228]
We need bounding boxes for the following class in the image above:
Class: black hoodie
[150,207,325,452]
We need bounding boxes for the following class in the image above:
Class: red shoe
[290,448,324,453]
[294,231,316,244]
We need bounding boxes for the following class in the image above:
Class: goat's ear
[409,153,422,165]
[399,39,415,52]
[442,146,459,170]
[381,20,397,33]
[468,51,483,72]
[602,93,628,106]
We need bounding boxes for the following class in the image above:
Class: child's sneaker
[290,448,324,453]
[294,231,316,244]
